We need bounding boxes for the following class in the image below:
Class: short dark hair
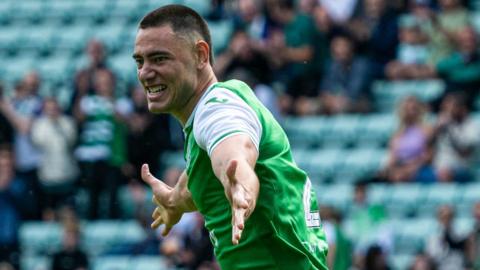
[139,4,213,64]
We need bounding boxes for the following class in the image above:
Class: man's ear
[195,40,210,69]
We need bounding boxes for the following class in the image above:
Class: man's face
[133,25,198,114]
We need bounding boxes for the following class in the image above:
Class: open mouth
[146,84,167,94]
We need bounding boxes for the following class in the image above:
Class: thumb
[226,160,238,184]
[141,164,163,191]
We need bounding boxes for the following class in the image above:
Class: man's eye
[153,56,167,63]
[134,59,143,68]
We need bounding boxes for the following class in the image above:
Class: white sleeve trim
[193,87,262,156]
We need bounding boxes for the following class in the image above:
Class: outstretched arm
[141,165,196,236]
[210,134,260,245]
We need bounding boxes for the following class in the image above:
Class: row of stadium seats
[293,148,387,182]
[0,0,210,25]
[19,216,476,270]
[22,255,169,270]
[0,18,232,57]
[317,183,480,218]
[20,220,147,256]
[283,114,398,148]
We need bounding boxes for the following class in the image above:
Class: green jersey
[183,80,328,270]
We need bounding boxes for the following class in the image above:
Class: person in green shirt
[132,4,328,270]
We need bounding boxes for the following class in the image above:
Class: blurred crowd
[1,0,480,269]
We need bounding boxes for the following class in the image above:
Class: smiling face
[133,25,200,117]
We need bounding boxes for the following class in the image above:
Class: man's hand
[223,159,257,245]
[141,164,183,236]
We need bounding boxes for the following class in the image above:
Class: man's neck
[175,71,218,126]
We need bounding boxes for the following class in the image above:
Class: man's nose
[138,64,155,81]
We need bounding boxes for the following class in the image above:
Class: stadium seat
[392,217,436,254]
[109,53,138,92]
[21,255,51,270]
[146,0,182,11]
[454,217,475,238]
[2,54,36,84]
[83,220,147,256]
[44,1,77,23]
[94,255,131,270]
[91,23,126,54]
[54,24,92,55]
[183,0,211,16]
[0,1,13,24]
[367,184,391,206]
[20,222,62,255]
[372,80,445,112]
[83,221,121,255]
[16,25,57,55]
[316,184,353,213]
[391,254,414,270]
[337,148,386,183]
[457,182,480,217]
[0,26,21,54]
[283,116,327,148]
[130,256,169,270]
[109,0,146,23]
[471,12,480,33]
[306,148,344,181]
[416,184,460,217]
[386,184,423,218]
[160,151,186,170]
[321,115,360,148]
[36,54,73,86]
[208,19,234,54]
[10,1,45,24]
[356,114,397,147]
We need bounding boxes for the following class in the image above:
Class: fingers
[151,216,163,229]
[231,196,249,245]
[232,207,246,245]
[162,224,173,236]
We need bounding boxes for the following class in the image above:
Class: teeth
[147,85,166,93]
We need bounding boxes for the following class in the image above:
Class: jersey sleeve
[193,87,262,156]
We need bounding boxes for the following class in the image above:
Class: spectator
[0,146,31,270]
[267,0,320,115]
[413,0,471,66]
[321,206,352,270]
[125,86,183,181]
[0,72,43,219]
[435,26,480,102]
[214,31,281,119]
[433,93,479,182]
[70,39,112,114]
[347,182,393,268]
[74,68,128,219]
[385,15,435,80]
[51,225,89,270]
[31,97,79,218]
[318,33,372,114]
[347,0,399,79]
[319,0,359,24]
[426,205,469,270]
[466,202,480,269]
[232,0,270,43]
[214,30,272,85]
[382,96,435,183]
[409,253,437,270]
[0,84,13,146]
[161,212,215,270]
[362,245,392,270]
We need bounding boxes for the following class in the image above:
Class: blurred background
[1,0,480,269]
